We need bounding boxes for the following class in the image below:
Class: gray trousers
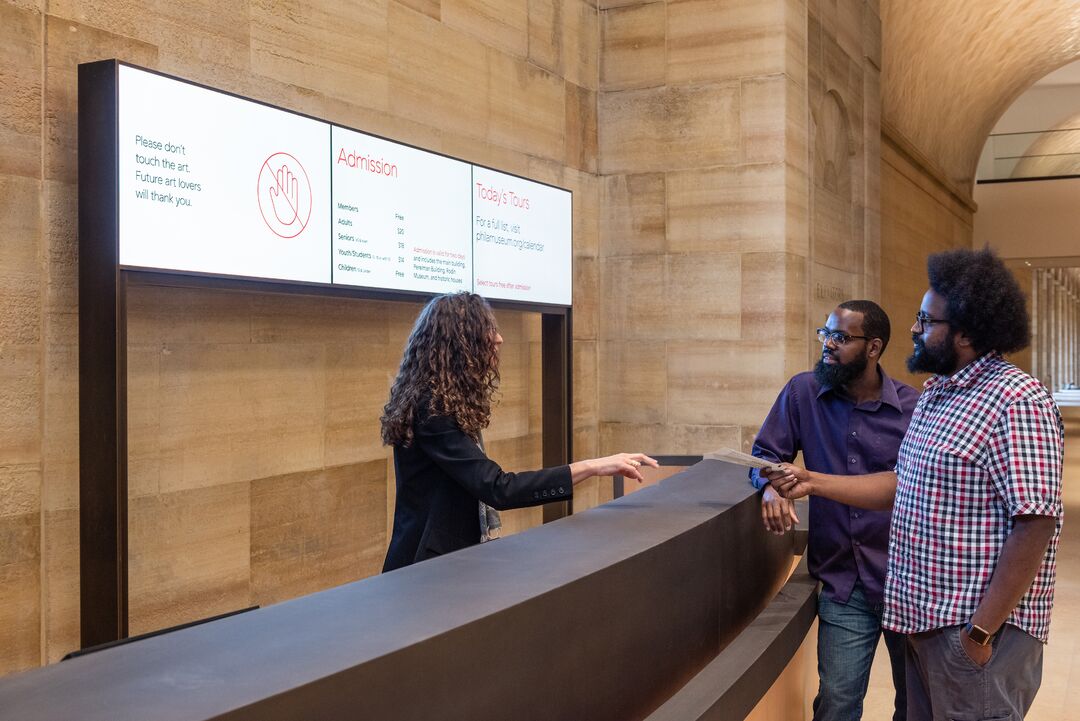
[905,624,1043,720]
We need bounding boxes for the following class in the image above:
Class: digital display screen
[472,166,572,305]
[118,65,332,283]
[115,65,571,306]
[331,126,472,294]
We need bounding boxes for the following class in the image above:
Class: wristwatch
[964,621,996,646]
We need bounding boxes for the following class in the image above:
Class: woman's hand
[570,453,660,484]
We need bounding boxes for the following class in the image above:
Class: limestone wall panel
[599,340,667,424]
[528,0,601,91]
[128,483,251,636]
[571,168,602,259]
[667,340,790,427]
[488,51,566,161]
[43,508,79,663]
[666,0,786,85]
[0,346,40,469]
[394,0,440,20]
[0,4,42,179]
[598,83,740,175]
[0,513,40,672]
[601,173,666,257]
[600,254,667,340]
[565,82,599,173]
[0,175,42,353]
[323,342,395,468]
[599,421,743,456]
[741,75,789,166]
[783,0,809,88]
[388,3,490,141]
[444,0,529,58]
[41,180,79,513]
[529,0,563,74]
[740,251,808,342]
[47,0,249,77]
[250,0,390,111]
[666,163,787,255]
[574,256,600,340]
[251,461,386,606]
[574,339,599,433]
[488,335,532,441]
[785,164,811,258]
[176,344,325,492]
[665,253,742,341]
[600,2,665,92]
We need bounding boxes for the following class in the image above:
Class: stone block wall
[597,0,884,457]
[0,0,600,673]
[0,0,897,675]
[879,136,973,388]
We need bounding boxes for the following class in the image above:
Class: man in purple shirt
[750,300,919,721]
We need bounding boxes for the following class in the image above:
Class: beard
[813,347,869,389]
[906,331,958,375]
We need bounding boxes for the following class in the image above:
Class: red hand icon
[257,152,311,239]
[269,164,299,226]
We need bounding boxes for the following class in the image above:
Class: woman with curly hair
[381,291,657,571]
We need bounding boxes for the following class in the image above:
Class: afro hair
[926,247,1030,356]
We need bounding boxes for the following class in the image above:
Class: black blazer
[382,406,572,572]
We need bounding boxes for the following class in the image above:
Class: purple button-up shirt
[750,368,919,605]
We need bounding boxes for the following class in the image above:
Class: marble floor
[861,407,1080,720]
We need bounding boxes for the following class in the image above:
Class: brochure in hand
[705,447,784,473]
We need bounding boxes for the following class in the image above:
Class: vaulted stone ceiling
[1011,114,1080,178]
[881,0,1080,192]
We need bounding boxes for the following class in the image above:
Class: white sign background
[116,65,571,306]
[471,167,572,306]
[118,65,332,283]
[331,126,472,295]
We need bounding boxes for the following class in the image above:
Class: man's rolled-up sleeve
[988,398,1064,519]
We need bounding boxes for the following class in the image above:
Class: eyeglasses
[816,328,872,346]
[914,312,949,333]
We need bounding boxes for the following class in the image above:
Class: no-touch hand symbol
[258,152,312,239]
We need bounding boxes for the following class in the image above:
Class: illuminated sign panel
[116,65,571,306]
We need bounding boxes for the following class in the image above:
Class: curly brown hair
[381,292,501,447]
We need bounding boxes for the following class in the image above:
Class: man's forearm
[969,515,1057,636]
[801,470,898,510]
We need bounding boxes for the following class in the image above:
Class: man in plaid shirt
[762,248,1064,719]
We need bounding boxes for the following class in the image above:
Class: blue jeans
[813,582,907,721]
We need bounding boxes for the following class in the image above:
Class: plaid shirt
[883,353,1064,642]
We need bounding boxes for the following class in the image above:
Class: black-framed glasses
[816,328,871,346]
[914,312,949,332]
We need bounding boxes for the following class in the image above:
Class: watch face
[966,623,993,645]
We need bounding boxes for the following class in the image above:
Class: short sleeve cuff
[1010,500,1063,519]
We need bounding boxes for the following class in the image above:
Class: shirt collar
[922,351,1002,391]
[877,366,904,412]
[816,365,903,412]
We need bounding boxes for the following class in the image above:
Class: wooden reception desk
[0,460,816,721]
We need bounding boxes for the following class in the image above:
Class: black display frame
[78,59,573,647]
